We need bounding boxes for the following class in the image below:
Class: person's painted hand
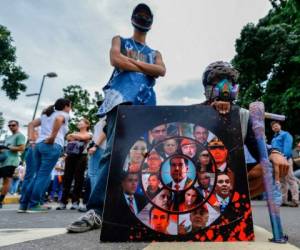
[211,101,231,115]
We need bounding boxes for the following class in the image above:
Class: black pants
[61,154,87,204]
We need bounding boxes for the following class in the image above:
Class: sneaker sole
[17,210,27,213]
[27,210,48,213]
[66,225,92,233]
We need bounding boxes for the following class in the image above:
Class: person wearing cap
[200,61,289,199]
[180,138,198,161]
[67,3,165,233]
[208,138,228,172]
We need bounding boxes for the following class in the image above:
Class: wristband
[270,149,283,156]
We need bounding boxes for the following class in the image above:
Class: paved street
[0,201,299,249]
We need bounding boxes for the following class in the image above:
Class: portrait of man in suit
[167,156,193,191]
[208,137,228,172]
[215,173,232,211]
[161,138,178,159]
[196,171,213,198]
[149,207,170,234]
[149,124,167,146]
[121,172,146,215]
[193,124,209,147]
[208,173,232,213]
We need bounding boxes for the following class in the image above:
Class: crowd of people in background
[0,4,299,239]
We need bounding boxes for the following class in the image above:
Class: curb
[3,195,20,204]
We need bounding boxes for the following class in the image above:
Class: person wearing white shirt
[19,98,71,213]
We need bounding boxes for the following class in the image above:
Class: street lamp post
[26,72,57,120]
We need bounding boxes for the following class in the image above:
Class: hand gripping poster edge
[249,101,288,243]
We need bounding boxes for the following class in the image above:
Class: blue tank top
[98,37,157,117]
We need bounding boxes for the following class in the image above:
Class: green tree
[0,25,28,100]
[62,85,103,132]
[0,112,5,140]
[232,0,300,137]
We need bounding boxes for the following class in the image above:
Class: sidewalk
[0,201,299,249]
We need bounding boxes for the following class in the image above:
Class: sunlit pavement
[0,201,299,249]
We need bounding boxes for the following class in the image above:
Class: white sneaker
[67,209,102,233]
[78,204,87,212]
[70,202,79,210]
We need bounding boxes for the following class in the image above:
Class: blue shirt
[271,130,293,159]
[98,37,157,117]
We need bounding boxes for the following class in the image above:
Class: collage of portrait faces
[121,122,235,235]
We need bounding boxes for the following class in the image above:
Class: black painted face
[131,4,153,32]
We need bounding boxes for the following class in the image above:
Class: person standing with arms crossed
[67,3,166,233]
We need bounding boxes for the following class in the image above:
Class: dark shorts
[0,165,16,178]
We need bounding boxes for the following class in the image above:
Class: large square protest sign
[100,105,254,242]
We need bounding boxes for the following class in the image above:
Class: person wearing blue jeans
[26,142,62,208]
[87,113,106,192]
[88,147,105,192]
[19,146,36,208]
[86,107,117,214]
[50,174,63,202]
[9,178,20,194]
[67,3,166,233]
[18,98,71,213]
[19,126,39,208]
